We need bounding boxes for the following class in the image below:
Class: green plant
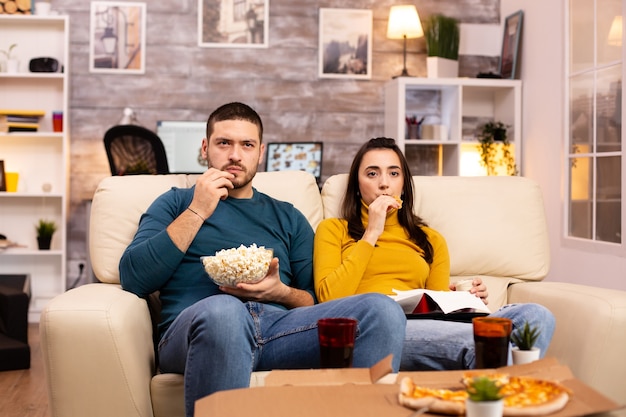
[511,321,540,350]
[423,15,460,60]
[476,121,518,176]
[0,43,17,60]
[465,376,504,402]
[36,219,57,238]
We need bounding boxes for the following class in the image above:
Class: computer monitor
[156,120,208,173]
[264,142,323,185]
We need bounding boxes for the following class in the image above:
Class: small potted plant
[36,219,57,250]
[511,321,541,364]
[423,14,460,78]
[464,375,505,417]
[476,121,518,176]
[1,43,19,73]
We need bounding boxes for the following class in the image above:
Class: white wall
[503,0,626,291]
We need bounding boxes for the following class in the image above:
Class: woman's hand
[450,277,489,305]
[361,195,401,246]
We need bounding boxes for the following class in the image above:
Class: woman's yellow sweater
[314,206,450,302]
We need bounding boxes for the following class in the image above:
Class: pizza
[398,373,571,416]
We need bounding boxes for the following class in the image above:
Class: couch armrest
[508,281,626,404]
[40,283,155,417]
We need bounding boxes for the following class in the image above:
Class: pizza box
[194,357,625,417]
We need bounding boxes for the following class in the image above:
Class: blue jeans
[158,293,406,417]
[400,303,555,370]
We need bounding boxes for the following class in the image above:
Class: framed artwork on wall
[265,142,323,185]
[318,8,372,80]
[89,1,146,74]
[198,0,269,48]
[499,10,523,79]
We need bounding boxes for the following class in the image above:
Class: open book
[390,289,491,317]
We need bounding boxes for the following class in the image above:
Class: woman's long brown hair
[341,137,433,263]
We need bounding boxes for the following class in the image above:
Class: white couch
[40,171,626,417]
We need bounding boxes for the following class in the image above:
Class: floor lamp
[387,5,423,78]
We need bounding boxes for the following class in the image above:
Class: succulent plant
[511,321,540,351]
[465,376,504,402]
[0,43,17,60]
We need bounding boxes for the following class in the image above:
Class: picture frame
[0,160,5,192]
[498,10,524,80]
[198,0,269,48]
[318,8,372,80]
[265,142,323,185]
[89,1,146,74]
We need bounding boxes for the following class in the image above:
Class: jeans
[158,292,406,417]
[399,303,556,371]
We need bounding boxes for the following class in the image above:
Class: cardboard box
[195,357,624,417]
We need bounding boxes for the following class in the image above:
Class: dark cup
[472,317,512,368]
[317,318,357,368]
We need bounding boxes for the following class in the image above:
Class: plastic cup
[472,317,512,368]
[52,111,63,132]
[317,318,357,368]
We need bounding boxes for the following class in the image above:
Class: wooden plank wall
[51,0,500,268]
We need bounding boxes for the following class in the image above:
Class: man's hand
[188,168,235,219]
[450,277,489,305]
[218,258,314,308]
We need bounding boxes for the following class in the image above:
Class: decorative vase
[37,236,52,250]
[512,347,541,365]
[465,399,504,417]
[6,58,19,73]
[426,56,458,78]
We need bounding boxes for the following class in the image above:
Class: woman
[314,137,555,370]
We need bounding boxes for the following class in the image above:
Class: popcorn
[201,244,273,287]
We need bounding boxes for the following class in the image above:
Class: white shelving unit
[384,77,522,176]
[0,15,70,322]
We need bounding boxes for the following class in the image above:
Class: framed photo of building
[499,10,523,79]
[318,8,372,80]
[198,0,269,48]
[89,1,146,74]
[265,142,323,185]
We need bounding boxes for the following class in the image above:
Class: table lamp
[387,5,424,78]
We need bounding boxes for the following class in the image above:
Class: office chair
[103,124,170,175]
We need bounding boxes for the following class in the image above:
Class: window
[566,0,623,246]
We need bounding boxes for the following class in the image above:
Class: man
[119,102,406,417]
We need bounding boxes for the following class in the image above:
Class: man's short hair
[206,102,264,142]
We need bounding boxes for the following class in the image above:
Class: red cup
[317,318,357,368]
[52,111,63,132]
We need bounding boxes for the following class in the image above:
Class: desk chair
[104,125,170,175]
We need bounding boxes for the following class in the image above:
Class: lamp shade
[608,15,622,46]
[387,5,424,39]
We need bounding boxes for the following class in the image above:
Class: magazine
[390,288,491,315]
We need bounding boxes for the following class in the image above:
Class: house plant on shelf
[464,375,505,417]
[423,14,459,78]
[0,43,19,73]
[510,321,541,364]
[476,121,518,176]
[36,219,57,250]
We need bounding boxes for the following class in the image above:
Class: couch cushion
[321,175,550,287]
[90,171,322,284]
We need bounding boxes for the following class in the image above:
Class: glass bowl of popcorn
[201,244,274,287]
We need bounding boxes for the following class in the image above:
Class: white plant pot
[466,399,504,417]
[511,347,541,365]
[427,56,459,78]
[6,59,19,73]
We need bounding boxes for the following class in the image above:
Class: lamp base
[392,68,413,79]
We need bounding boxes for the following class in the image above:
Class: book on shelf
[390,288,491,317]
[0,121,39,132]
[0,115,41,124]
[0,109,46,117]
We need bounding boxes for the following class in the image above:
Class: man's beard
[206,158,256,189]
